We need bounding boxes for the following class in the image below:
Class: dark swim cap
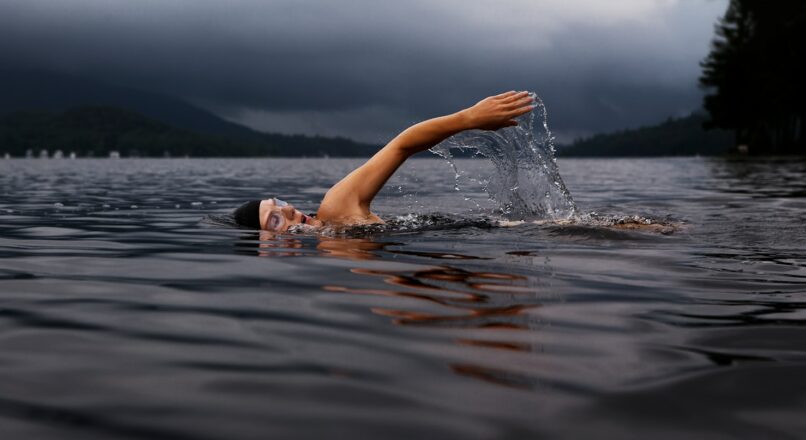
[233,200,261,229]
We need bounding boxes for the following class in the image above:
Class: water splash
[301,213,496,237]
[430,92,576,220]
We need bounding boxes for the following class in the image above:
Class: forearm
[387,111,471,157]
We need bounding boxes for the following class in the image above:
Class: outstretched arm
[316,91,535,224]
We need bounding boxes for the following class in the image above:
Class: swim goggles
[264,198,313,231]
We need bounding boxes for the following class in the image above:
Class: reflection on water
[705,157,806,198]
[316,236,393,260]
[327,265,536,328]
[316,237,547,389]
[247,232,551,388]
[1,157,805,439]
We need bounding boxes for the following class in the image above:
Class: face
[259,199,321,232]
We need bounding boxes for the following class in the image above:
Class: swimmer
[233,91,536,231]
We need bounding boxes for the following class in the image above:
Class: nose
[281,206,297,220]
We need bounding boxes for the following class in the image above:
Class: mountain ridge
[0,70,379,157]
[0,70,262,139]
[558,113,734,157]
[0,106,379,157]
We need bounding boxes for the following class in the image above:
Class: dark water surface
[1,157,805,439]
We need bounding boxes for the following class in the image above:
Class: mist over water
[430,93,577,220]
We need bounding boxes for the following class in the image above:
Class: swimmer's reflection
[315,236,395,260]
[240,233,394,260]
[326,267,534,329]
[248,234,543,332]
[317,236,548,389]
[234,231,307,257]
[244,233,548,388]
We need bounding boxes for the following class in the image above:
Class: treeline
[560,113,733,157]
[701,0,806,154]
[0,106,379,157]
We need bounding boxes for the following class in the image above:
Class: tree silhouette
[700,0,806,154]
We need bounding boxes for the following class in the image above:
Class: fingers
[498,96,534,118]
[494,90,518,99]
[502,95,534,109]
[500,91,531,103]
[505,104,535,118]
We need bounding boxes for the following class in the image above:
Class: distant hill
[0,106,379,157]
[559,113,734,157]
[0,70,379,157]
[0,70,260,138]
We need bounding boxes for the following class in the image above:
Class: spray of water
[430,92,576,221]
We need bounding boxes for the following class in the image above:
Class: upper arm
[316,142,409,222]
[314,92,534,223]
[315,112,474,223]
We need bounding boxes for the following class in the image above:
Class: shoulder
[317,207,385,226]
[316,187,368,222]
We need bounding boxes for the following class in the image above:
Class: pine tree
[700,0,806,154]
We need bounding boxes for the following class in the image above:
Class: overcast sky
[0,0,728,143]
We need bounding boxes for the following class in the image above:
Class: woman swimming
[233,91,536,231]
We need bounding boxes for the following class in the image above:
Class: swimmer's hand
[459,91,535,131]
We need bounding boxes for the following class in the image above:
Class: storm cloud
[0,0,727,143]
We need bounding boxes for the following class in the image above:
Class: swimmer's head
[233,198,321,231]
[232,200,261,229]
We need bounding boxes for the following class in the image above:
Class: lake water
[1,157,805,439]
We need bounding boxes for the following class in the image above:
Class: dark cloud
[0,0,727,142]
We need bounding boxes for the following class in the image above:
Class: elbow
[387,130,430,158]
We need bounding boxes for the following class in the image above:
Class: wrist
[453,109,475,131]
